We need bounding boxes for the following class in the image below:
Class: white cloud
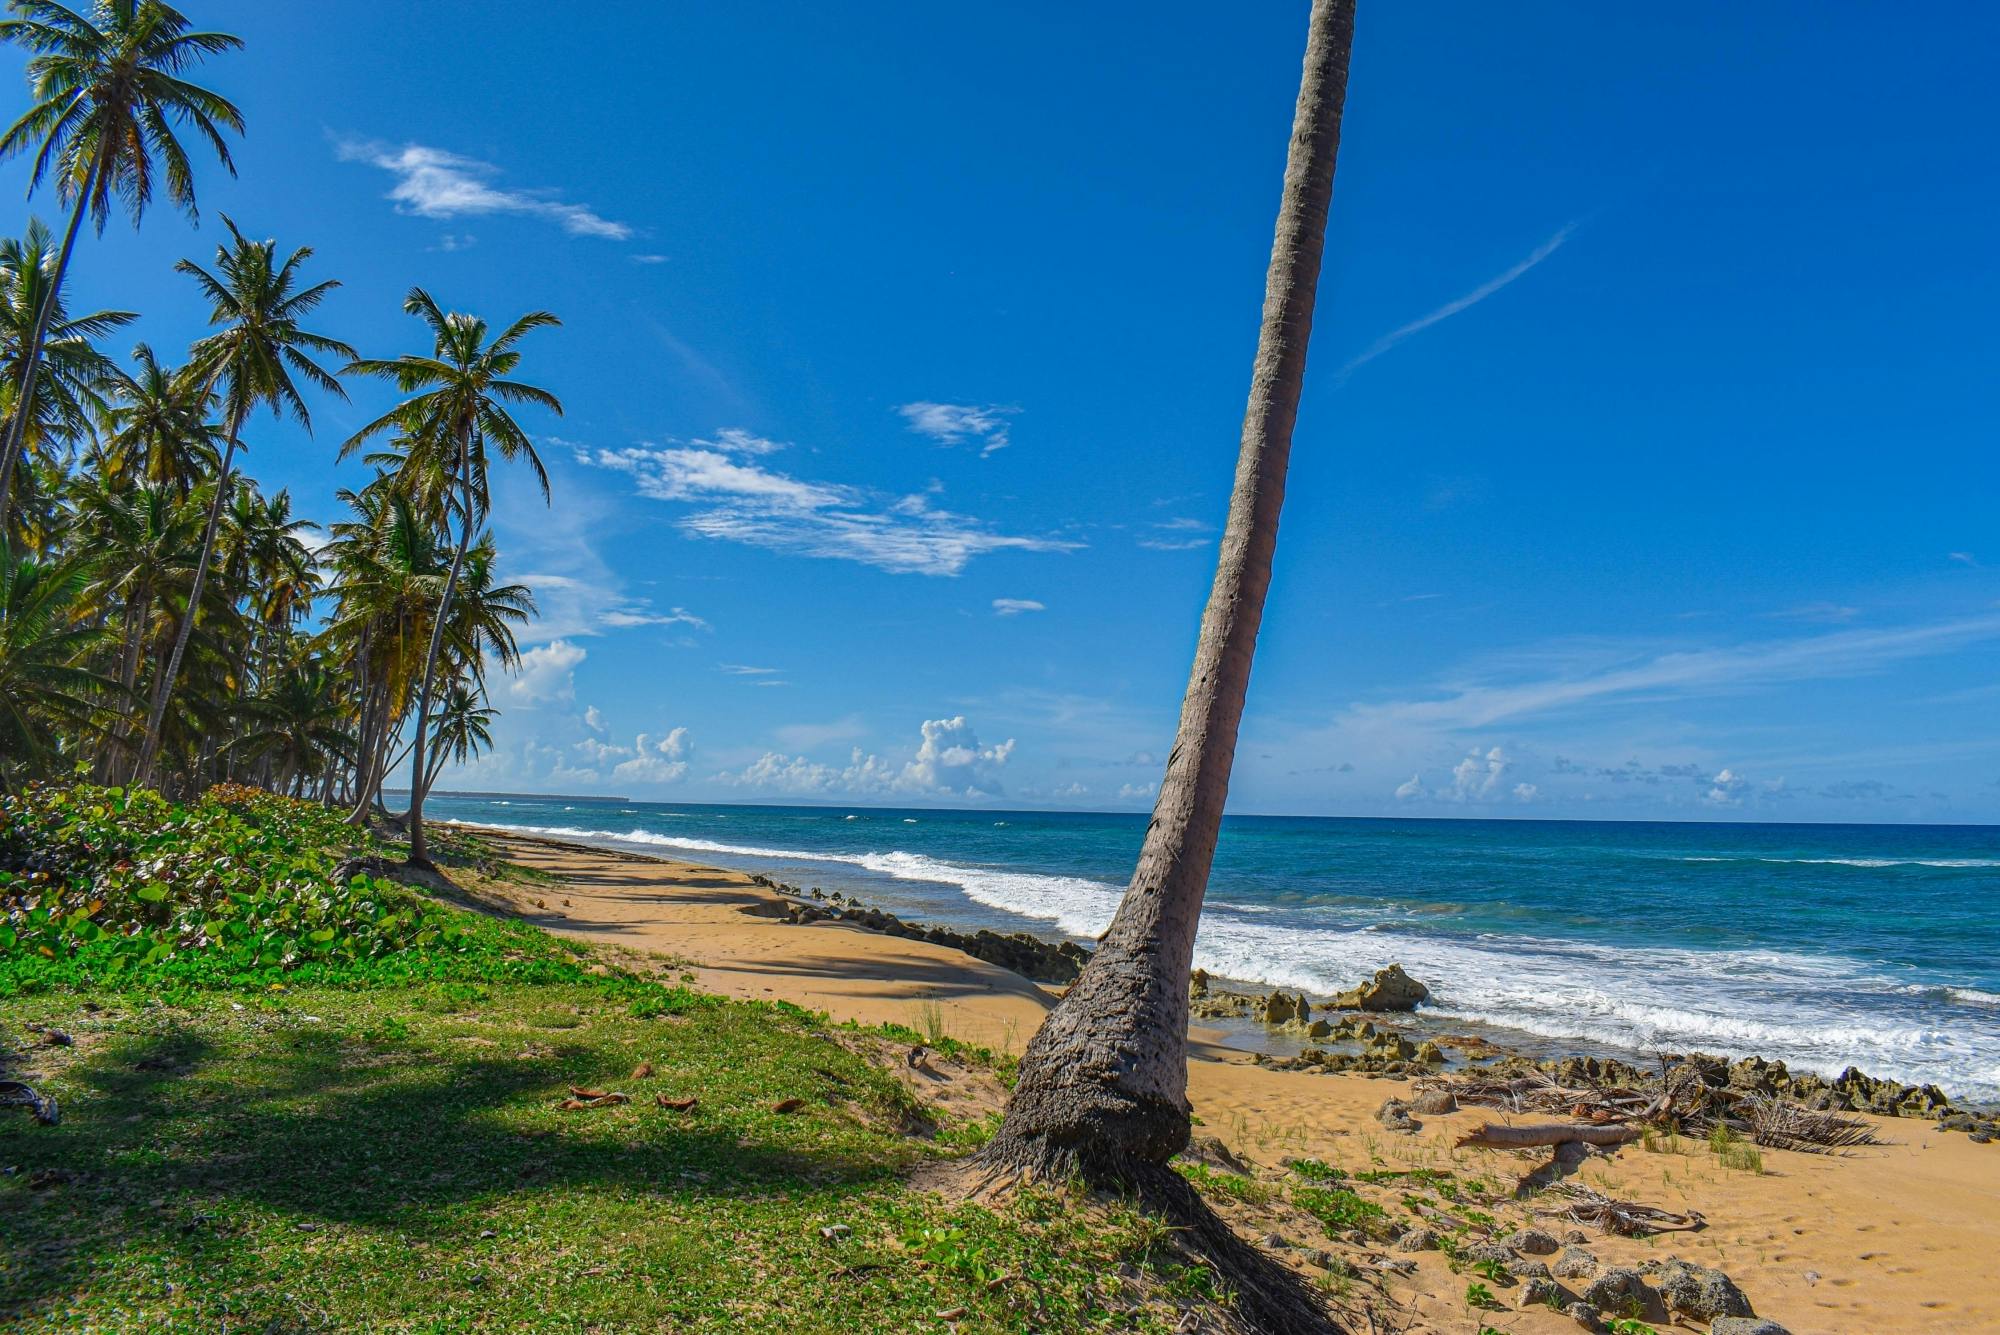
[632,253,669,264]
[720,715,1015,800]
[583,706,607,733]
[580,428,1077,576]
[897,402,1019,456]
[992,598,1045,616]
[1705,767,1750,806]
[1340,221,1577,379]
[1450,745,1511,800]
[335,138,633,239]
[1117,781,1156,802]
[1393,774,1423,800]
[906,716,1015,795]
[722,663,782,677]
[1354,613,2000,733]
[507,639,586,705]
[1512,782,1539,802]
[1949,551,1979,567]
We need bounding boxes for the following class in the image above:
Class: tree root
[959,1136,1345,1335]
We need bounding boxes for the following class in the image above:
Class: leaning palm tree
[132,218,352,786]
[973,4,1355,1331]
[342,290,559,867]
[0,218,134,516]
[0,0,243,519]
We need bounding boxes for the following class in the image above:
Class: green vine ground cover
[0,787,1224,1332]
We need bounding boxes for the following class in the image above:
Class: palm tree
[233,655,349,797]
[342,290,559,867]
[0,0,243,519]
[0,541,111,786]
[132,217,352,785]
[100,342,221,494]
[0,218,134,519]
[974,3,1354,1329]
[424,680,493,794]
[72,474,197,770]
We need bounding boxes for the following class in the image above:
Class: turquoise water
[428,795,2000,1102]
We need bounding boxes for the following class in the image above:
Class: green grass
[0,786,1234,1332]
[1,984,1218,1332]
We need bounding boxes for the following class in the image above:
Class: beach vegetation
[1292,1181,1388,1236]
[2,796,1240,1331]
[1464,1279,1500,1309]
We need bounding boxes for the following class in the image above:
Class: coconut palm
[99,342,220,494]
[0,541,111,786]
[973,3,1355,1329]
[342,290,559,866]
[0,0,243,518]
[232,655,349,797]
[132,217,351,785]
[0,218,134,518]
[424,681,493,794]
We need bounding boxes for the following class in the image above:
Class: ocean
[425,794,2000,1103]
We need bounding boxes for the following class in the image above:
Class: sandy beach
[452,825,2000,1335]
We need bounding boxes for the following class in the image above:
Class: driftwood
[1455,1120,1642,1151]
[1536,1182,1706,1236]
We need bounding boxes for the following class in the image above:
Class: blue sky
[8,2,1997,821]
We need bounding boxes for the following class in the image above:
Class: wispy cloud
[335,138,633,239]
[721,664,783,676]
[580,428,1077,576]
[1339,221,1578,379]
[992,598,1045,616]
[898,402,1019,456]
[1356,613,2000,732]
[1137,515,1214,551]
[1949,551,1980,567]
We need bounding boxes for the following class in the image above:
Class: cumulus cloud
[1451,746,1511,800]
[1393,747,1516,803]
[580,428,1076,576]
[612,727,690,785]
[720,716,1015,800]
[1705,767,1750,805]
[992,598,1044,616]
[334,138,633,239]
[507,639,586,705]
[898,402,1018,456]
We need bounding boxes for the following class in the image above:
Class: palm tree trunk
[979,0,1352,1179]
[134,414,243,786]
[402,430,478,867]
[0,142,104,521]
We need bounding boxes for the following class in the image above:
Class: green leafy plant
[1464,1280,1500,1309]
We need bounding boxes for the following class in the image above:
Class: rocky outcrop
[1650,1259,1753,1322]
[756,878,1090,983]
[1332,963,1429,1011]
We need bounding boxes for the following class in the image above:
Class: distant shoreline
[387,789,633,804]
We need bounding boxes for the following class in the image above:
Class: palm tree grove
[0,2,553,825]
[4,4,1996,1334]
